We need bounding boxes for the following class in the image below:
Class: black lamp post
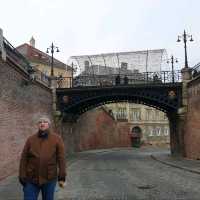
[71,62,78,87]
[167,55,178,83]
[46,42,59,77]
[71,62,74,87]
[177,30,194,68]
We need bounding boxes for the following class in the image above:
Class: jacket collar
[37,129,50,139]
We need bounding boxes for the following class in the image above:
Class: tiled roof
[16,43,67,70]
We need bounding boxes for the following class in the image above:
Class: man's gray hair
[37,116,51,125]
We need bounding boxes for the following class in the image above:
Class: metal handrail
[60,70,182,88]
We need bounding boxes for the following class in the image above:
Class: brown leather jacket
[19,131,66,185]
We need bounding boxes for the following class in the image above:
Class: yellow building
[105,102,169,146]
[16,37,72,88]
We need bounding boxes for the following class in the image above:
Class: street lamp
[177,30,194,68]
[167,55,178,83]
[69,62,78,87]
[46,42,60,77]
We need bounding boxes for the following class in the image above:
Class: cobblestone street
[57,147,200,200]
[1,147,200,200]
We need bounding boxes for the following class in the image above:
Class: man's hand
[58,181,65,188]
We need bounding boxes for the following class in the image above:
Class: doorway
[130,126,142,147]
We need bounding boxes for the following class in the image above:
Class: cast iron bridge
[56,72,183,122]
[57,62,200,122]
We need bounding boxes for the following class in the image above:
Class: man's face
[38,120,49,131]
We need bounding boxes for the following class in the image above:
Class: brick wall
[62,108,132,153]
[0,58,52,180]
[61,107,170,154]
[184,77,200,159]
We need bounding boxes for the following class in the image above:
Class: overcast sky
[1,0,200,69]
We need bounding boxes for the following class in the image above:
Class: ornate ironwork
[59,70,181,88]
[57,83,182,122]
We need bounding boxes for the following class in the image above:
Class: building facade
[104,102,169,146]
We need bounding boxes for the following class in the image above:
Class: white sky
[1,0,200,70]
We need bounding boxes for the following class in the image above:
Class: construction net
[68,49,168,76]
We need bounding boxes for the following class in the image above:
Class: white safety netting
[67,49,168,76]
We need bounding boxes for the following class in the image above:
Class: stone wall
[0,58,52,180]
[184,77,200,159]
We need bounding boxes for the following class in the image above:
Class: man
[19,116,66,200]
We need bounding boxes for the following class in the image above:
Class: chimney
[30,36,35,47]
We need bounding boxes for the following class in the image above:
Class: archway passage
[57,83,182,116]
[56,83,183,155]
[130,126,142,147]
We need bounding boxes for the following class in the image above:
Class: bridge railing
[57,70,182,88]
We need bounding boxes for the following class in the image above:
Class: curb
[151,155,200,175]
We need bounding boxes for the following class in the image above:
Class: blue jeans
[23,180,57,200]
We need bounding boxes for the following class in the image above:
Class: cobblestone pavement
[1,147,200,200]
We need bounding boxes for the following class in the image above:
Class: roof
[16,43,67,70]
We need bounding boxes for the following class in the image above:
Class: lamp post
[167,55,178,83]
[71,62,78,87]
[71,62,74,87]
[177,30,194,68]
[46,42,60,77]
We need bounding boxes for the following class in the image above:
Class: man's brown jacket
[19,132,66,185]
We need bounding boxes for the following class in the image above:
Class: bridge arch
[57,83,182,155]
[59,91,181,116]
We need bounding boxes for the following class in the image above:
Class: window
[116,107,127,120]
[164,127,169,136]
[155,127,161,136]
[149,128,154,137]
[155,110,160,120]
[146,109,152,120]
[152,110,156,120]
[130,108,141,121]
